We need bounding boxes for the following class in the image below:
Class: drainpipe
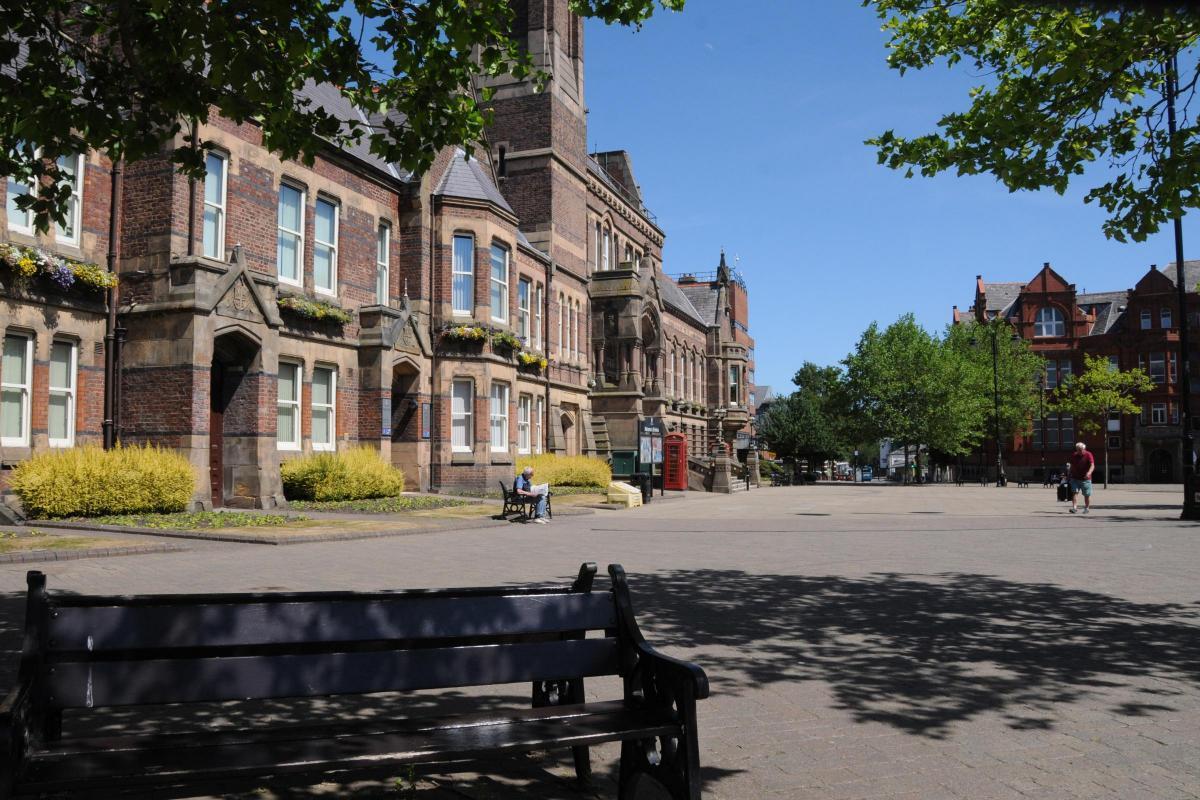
[428,193,439,491]
[102,156,124,450]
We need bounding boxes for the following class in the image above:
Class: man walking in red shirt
[1068,441,1095,514]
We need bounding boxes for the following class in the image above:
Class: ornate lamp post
[1038,373,1047,486]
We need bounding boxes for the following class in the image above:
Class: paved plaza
[4,483,1200,799]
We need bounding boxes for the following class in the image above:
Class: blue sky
[583,1,1200,395]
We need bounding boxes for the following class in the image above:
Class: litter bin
[633,472,652,504]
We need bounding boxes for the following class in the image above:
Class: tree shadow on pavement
[624,569,1200,739]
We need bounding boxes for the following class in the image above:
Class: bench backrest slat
[47,638,619,708]
[48,592,615,652]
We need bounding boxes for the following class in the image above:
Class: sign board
[381,398,392,438]
[639,417,666,437]
[421,402,431,439]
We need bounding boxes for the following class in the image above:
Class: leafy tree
[865,1,1200,241]
[1051,354,1154,488]
[0,0,684,230]
[759,362,847,473]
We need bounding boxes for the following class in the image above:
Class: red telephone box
[664,432,688,491]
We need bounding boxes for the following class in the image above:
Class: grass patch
[83,511,303,530]
[289,496,471,514]
[0,531,131,554]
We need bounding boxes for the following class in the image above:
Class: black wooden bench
[499,480,552,521]
[0,563,707,799]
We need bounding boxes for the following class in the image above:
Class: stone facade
[0,4,756,504]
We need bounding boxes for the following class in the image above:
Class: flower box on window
[440,324,489,344]
[277,295,353,325]
[0,244,116,293]
[517,351,549,374]
[490,330,522,354]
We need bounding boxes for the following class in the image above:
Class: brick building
[0,1,756,507]
[958,261,1198,483]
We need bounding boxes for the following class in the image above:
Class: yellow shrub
[11,444,195,519]
[513,454,611,488]
[281,446,405,501]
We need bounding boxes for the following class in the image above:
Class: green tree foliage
[943,318,1045,444]
[0,0,684,231]
[1051,354,1153,487]
[865,1,1200,241]
[759,362,847,469]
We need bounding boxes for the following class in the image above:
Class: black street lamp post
[991,329,1005,486]
[1038,373,1047,486]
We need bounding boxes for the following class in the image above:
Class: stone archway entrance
[390,359,423,490]
[209,330,263,508]
[1148,448,1174,483]
[560,407,579,456]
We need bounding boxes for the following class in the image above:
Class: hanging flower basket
[517,351,549,374]
[277,295,353,325]
[441,324,488,343]
[0,243,116,293]
[490,330,522,354]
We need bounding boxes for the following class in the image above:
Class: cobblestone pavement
[4,483,1200,799]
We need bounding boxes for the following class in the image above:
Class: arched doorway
[210,329,262,508]
[560,407,578,456]
[1148,449,1174,483]
[390,359,423,490]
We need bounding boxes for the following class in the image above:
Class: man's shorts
[1070,478,1092,498]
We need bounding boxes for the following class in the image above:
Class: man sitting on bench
[515,466,550,524]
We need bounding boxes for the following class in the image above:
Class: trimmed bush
[11,445,195,519]
[513,454,611,488]
[281,446,405,501]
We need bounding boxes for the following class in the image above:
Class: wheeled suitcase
[1057,483,1069,502]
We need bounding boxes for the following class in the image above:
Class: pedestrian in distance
[1067,442,1095,514]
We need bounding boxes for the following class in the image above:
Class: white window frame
[202,151,227,260]
[576,300,584,362]
[517,394,531,454]
[1141,309,1153,330]
[1152,403,1167,425]
[48,339,76,448]
[5,158,34,235]
[313,197,339,296]
[1162,307,1173,329]
[566,300,574,361]
[517,278,531,343]
[55,153,84,247]
[1,333,33,447]
[602,227,610,271]
[1034,306,1065,338]
[490,381,510,454]
[1150,352,1166,384]
[534,284,543,351]
[276,360,302,451]
[452,234,474,316]
[594,221,602,270]
[376,221,390,306]
[534,396,544,454]
[728,364,740,406]
[311,365,337,451]
[451,378,474,453]
[276,182,305,287]
[490,244,509,323]
[557,293,565,357]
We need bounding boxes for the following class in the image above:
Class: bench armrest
[637,641,710,700]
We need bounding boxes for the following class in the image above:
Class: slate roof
[1160,261,1200,290]
[294,81,408,181]
[981,282,1024,316]
[678,282,720,326]
[1077,290,1130,336]
[434,149,514,214]
[660,278,707,327]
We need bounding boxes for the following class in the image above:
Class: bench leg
[532,679,591,783]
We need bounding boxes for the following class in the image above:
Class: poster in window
[651,435,663,464]
[639,435,652,466]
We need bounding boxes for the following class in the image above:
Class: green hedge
[11,445,195,518]
[281,446,405,501]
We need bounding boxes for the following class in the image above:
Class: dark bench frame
[0,563,706,799]
[499,480,553,521]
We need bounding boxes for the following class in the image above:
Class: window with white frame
[314,198,338,294]
[1141,309,1152,330]
[311,366,336,450]
[576,300,583,361]
[625,243,633,266]
[1045,360,1059,389]
[517,394,531,454]
[48,340,76,447]
[203,152,227,259]
[376,221,390,305]
[490,244,508,322]
[1060,413,1074,443]
[675,350,683,397]
[55,154,84,245]
[1034,306,1065,337]
[277,361,301,450]
[534,284,543,350]
[556,293,564,356]
[517,278,531,343]
[452,235,474,315]
[277,183,304,285]
[602,227,610,271]
[534,396,544,453]
[567,300,575,360]
[1,333,32,446]
[1162,307,1173,329]
[451,379,473,452]
[1150,352,1166,383]
[594,221,602,270]
[489,382,509,453]
[5,147,33,234]
[728,364,740,405]
[1152,403,1167,424]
